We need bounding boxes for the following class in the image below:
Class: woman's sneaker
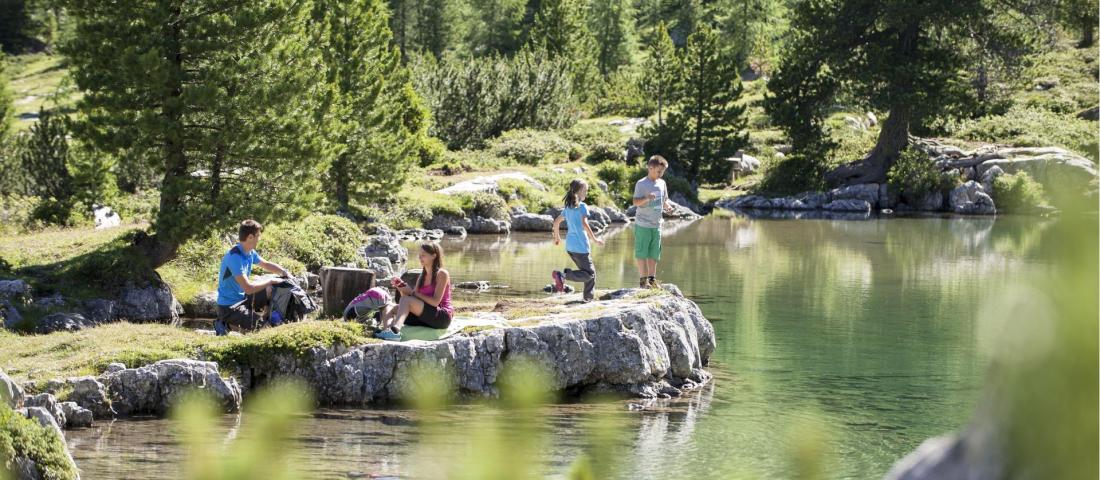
[375,330,401,341]
[552,271,565,293]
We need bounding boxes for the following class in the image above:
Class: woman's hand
[398,285,413,296]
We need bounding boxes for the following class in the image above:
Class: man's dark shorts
[216,289,270,331]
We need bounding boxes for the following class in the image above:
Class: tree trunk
[333,154,350,213]
[320,267,376,318]
[825,106,910,186]
[149,4,188,269]
[1080,19,1095,48]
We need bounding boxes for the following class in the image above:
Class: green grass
[6,53,76,131]
[0,321,376,382]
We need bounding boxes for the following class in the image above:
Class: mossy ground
[1,403,78,480]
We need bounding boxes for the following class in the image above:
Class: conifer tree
[313,0,431,214]
[526,0,600,103]
[639,21,681,126]
[646,25,746,185]
[0,53,12,142]
[588,0,636,75]
[61,0,324,266]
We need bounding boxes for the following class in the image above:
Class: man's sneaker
[552,271,565,293]
[375,330,401,341]
[213,319,228,336]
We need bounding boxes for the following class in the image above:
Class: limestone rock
[1077,106,1099,121]
[67,376,114,419]
[60,401,94,428]
[103,359,242,416]
[0,279,31,304]
[822,199,872,213]
[116,282,183,322]
[362,257,395,282]
[424,213,471,232]
[444,226,467,237]
[2,300,23,330]
[949,181,997,215]
[35,312,97,334]
[24,394,65,429]
[1,368,25,408]
[396,228,444,241]
[604,206,629,223]
[361,232,407,265]
[468,216,510,234]
[80,298,116,324]
[187,291,219,318]
[976,148,1097,193]
[437,173,547,196]
[25,406,63,438]
[93,204,121,230]
[829,183,880,205]
[980,166,1004,195]
[510,213,555,232]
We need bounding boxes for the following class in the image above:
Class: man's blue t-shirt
[563,203,590,254]
[217,244,263,306]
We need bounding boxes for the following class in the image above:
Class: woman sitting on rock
[375,242,454,341]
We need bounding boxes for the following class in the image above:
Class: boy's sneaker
[213,319,228,336]
[552,271,565,293]
[375,330,401,341]
[647,277,661,289]
[639,277,648,288]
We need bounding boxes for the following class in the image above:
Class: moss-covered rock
[1,402,79,480]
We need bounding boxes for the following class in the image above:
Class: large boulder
[24,393,66,430]
[604,206,629,223]
[1,300,23,330]
[103,359,242,416]
[437,173,547,196]
[67,376,115,419]
[60,401,94,428]
[187,291,219,318]
[362,257,395,283]
[80,298,117,324]
[1,368,25,408]
[116,282,183,322]
[980,165,1004,195]
[93,204,121,230]
[0,279,31,304]
[829,183,880,205]
[948,181,996,215]
[510,213,555,232]
[628,199,701,220]
[468,216,510,234]
[35,312,97,334]
[822,199,872,213]
[424,213,472,232]
[360,232,407,265]
[976,148,1098,193]
[24,406,63,438]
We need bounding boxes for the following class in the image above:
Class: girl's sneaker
[375,330,401,341]
[552,271,565,293]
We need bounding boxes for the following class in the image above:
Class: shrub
[993,171,1049,213]
[1,403,79,480]
[418,136,447,168]
[261,215,363,272]
[410,50,578,149]
[559,123,625,151]
[887,149,942,200]
[460,192,510,221]
[950,106,1098,162]
[756,154,830,195]
[489,129,579,165]
[497,179,558,214]
[585,142,624,164]
[595,161,644,208]
[591,69,655,117]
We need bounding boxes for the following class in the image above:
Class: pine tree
[467,0,527,55]
[61,0,325,266]
[0,53,12,142]
[648,25,746,185]
[769,0,1027,186]
[588,0,635,76]
[526,0,600,103]
[639,21,681,126]
[414,0,451,58]
[313,0,431,214]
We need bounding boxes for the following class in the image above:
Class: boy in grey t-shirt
[632,155,673,288]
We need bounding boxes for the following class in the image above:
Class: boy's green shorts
[634,226,662,260]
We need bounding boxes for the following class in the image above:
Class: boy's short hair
[238,219,263,242]
[647,155,669,168]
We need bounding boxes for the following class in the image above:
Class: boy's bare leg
[636,259,649,277]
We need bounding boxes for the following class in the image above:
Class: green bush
[596,161,644,208]
[261,215,363,272]
[0,194,40,234]
[756,154,830,195]
[950,106,1098,162]
[1,403,79,480]
[559,123,626,151]
[993,171,1049,213]
[496,179,558,214]
[887,149,942,200]
[585,142,623,164]
[418,136,447,167]
[591,69,655,117]
[488,129,579,165]
[460,192,509,221]
[410,50,578,149]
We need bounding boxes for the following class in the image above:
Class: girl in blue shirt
[551,179,604,302]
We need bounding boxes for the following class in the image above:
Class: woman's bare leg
[392,296,425,330]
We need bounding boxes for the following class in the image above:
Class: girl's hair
[563,179,588,208]
[417,242,445,289]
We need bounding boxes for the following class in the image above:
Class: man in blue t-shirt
[214,219,292,335]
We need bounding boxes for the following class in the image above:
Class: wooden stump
[319,267,376,318]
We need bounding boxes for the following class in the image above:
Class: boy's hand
[646,192,658,201]
[552,233,561,245]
